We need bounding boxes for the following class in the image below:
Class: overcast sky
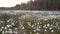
[0,0,30,7]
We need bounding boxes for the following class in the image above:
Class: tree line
[0,0,60,10]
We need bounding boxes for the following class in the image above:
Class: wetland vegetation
[0,11,60,34]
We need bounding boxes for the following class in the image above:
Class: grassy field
[0,12,60,34]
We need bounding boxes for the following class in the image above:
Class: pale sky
[0,0,30,7]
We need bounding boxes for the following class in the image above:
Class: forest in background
[0,0,60,10]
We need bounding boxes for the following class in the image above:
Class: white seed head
[58,28,60,29]
[14,31,17,33]
[37,23,39,25]
[5,31,8,33]
[5,27,7,29]
[7,20,10,22]
[39,26,41,28]
[2,31,4,34]
[49,27,52,30]
[1,27,4,29]
[33,30,36,32]
[47,24,50,27]
[22,27,24,29]
[44,29,47,31]
[15,27,18,30]
[7,25,12,28]
[31,25,34,27]
[36,33,39,34]
[51,30,54,32]
[37,28,40,31]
